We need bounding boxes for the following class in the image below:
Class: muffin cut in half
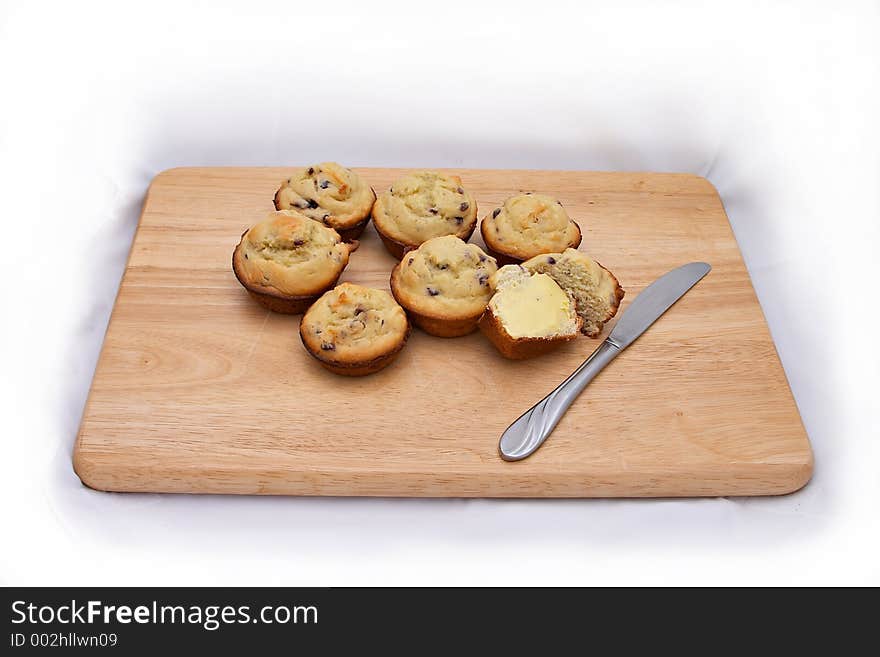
[520,248,625,337]
[274,162,376,241]
[371,171,478,259]
[232,210,357,314]
[480,193,582,265]
[300,283,411,376]
[479,266,582,360]
[390,235,498,337]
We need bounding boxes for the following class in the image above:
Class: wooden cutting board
[73,167,813,497]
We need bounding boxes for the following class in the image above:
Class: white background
[1,0,878,585]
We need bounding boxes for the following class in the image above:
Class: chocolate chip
[492,208,501,218]
[478,273,489,286]
[457,187,464,194]
[557,200,563,205]
[320,342,335,351]
[244,253,248,259]
[478,254,486,262]
[428,207,438,215]
[454,216,463,224]
[307,167,315,175]
[460,202,469,212]
[293,239,305,246]
[381,319,385,326]
[320,180,330,189]
[426,287,440,296]
[307,199,319,209]
[408,257,414,266]
[547,256,556,264]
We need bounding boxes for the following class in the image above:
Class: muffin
[299,283,410,376]
[389,236,498,337]
[232,210,357,314]
[480,193,582,265]
[273,162,375,241]
[479,266,582,360]
[521,248,625,337]
[371,171,478,259]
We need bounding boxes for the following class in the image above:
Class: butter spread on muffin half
[390,235,498,337]
[300,283,410,376]
[480,193,582,264]
[274,162,376,241]
[232,210,357,314]
[521,248,625,337]
[372,171,478,259]
[479,266,581,360]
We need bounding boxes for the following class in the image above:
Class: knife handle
[498,339,622,461]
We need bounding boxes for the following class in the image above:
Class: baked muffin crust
[390,236,497,328]
[372,171,477,257]
[480,193,581,263]
[300,283,410,375]
[233,210,354,301]
[274,162,375,240]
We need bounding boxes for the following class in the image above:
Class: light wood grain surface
[73,167,813,497]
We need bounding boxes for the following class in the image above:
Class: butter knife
[498,262,711,461]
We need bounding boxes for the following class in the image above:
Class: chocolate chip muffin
[390,235,497,337]
[232,210,357,314]
[521,248,624,337]
[480,193,582,265]
[299,283,410,376]
[273,162,375,241]
[479,266,582,360]
[371,171,478,259]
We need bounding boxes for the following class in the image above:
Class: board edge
[71,169,174,491]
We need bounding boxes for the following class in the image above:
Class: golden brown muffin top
[481,193,581,260]
[391,236,497,319]
[372,171,477,245]
[236,210,354,297]
[274,162,375,231]
[300,283,409,363]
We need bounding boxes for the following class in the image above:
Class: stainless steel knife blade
[606,261,711,349]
